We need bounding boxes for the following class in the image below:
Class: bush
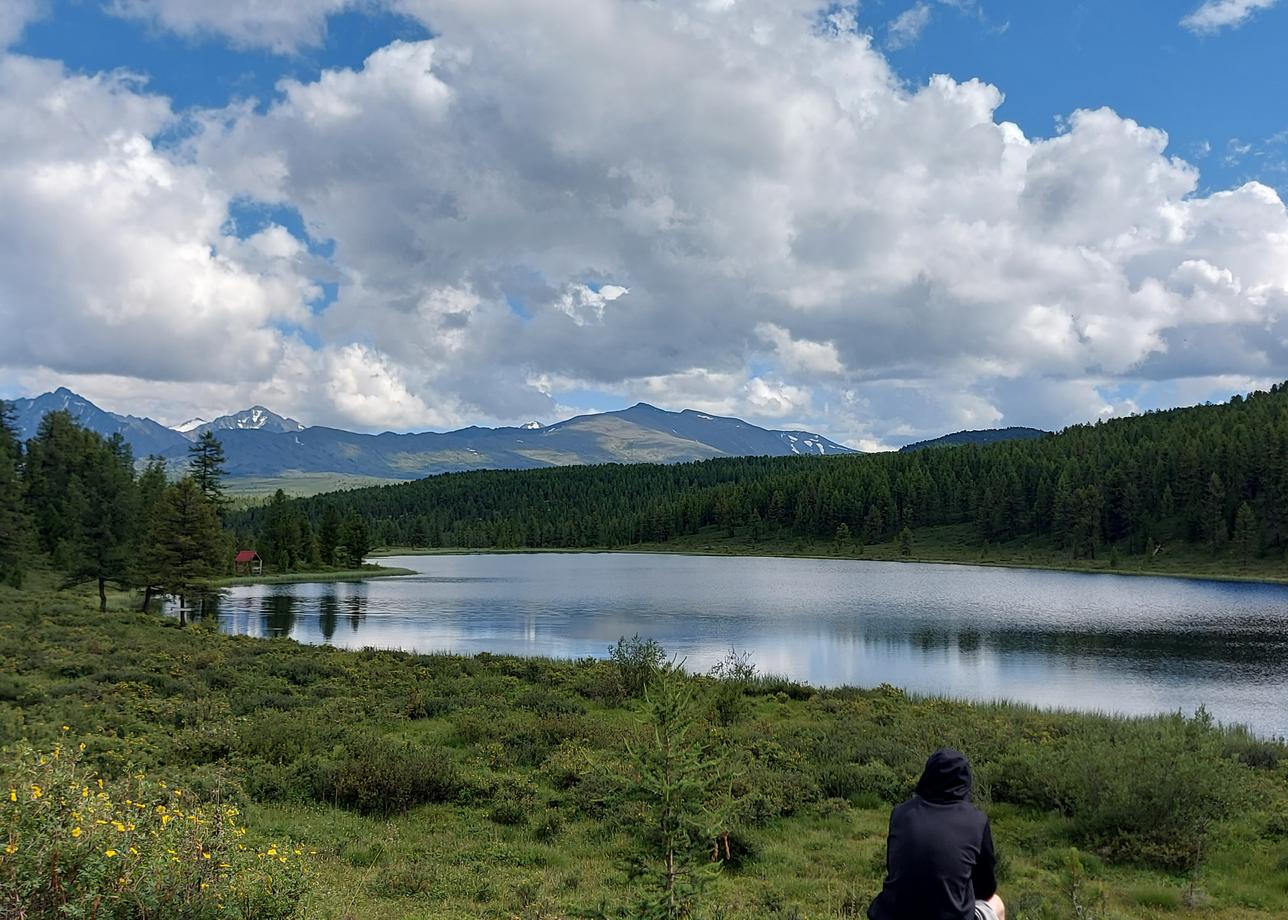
[488,777,536,826]
[312,735,462,816]
[1,738,305,919]
[816,760,904,805]
[609,635,665,698]
[991,710,1248,868]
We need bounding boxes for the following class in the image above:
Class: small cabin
[233,550,263,575]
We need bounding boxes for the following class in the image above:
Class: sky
[1,0,1287,449]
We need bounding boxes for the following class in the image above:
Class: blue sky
[17,1,1286,196]
[884,0,1288,196]
[2,1,1287,446]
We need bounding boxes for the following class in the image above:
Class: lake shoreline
[205,564,416,588]
[369,544,1288,588]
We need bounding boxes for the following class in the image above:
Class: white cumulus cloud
[5,0,1288,444]
[107,0,362,52]
[1181,0,1280,33]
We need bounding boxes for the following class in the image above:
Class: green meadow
[3,574,1287,919]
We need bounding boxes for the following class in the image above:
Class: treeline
[240,489,372,572]
[0,407,225,607]
[236,383,1288,563]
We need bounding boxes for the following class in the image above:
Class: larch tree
[140,477,224,613]
[0,400,32,587]
[1232,502,1259,565]
[62,434,140,611]
[188,430,228,509]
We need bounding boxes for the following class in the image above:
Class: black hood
[915,749,973,804]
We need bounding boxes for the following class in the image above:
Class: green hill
[898,426,1048,452]
[235,384,1288,578]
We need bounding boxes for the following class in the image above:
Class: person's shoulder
[889,797,918,817]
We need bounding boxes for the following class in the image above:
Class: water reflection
[172,554,1288,736]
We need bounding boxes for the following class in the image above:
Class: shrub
[488,778,536,826]
[1047,711,1247,868]
[1,738,305,919]
[816,760,904,805]
[312,735,461,816]
[609,635,666,698]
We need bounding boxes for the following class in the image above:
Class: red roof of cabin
[234,551,260,563]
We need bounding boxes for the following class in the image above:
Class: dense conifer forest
[232,384,1288,567]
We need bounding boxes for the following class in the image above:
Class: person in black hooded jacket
[867,749,1004,920]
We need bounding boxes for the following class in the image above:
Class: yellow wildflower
[105,849,118,858]
[71,827,82,838]
[4,843,16,855]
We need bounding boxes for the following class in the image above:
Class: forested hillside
[233,384,1288,565]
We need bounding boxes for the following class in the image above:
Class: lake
[185,553,1288,737]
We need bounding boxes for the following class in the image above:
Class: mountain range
[8,388,856,481]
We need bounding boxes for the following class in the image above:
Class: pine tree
[861,505,884,545]
[260,490,298,570]
[834,522,852,553]
[139,477,224,611]
[188,430,228,508]
[23,410,102,555]
[1204,473,1228,555]
[340,513,371,567]
[0,400,32,587]
[629,665,726,919]
[319,505,343,565]
[897,526,913,557]
[1232,502,1258,565]
[62,435,140,611]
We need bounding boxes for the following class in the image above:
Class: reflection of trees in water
[170,591,223,626]
[901,620,1287,674]
[347,593,365,631]
[319,595,338,642]
[264,592,297,637]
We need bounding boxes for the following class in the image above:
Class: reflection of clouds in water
[203,554,1288,737]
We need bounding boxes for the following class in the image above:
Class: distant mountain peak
[177,405,305,440]
[12,386,858,479]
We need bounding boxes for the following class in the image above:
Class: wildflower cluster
[1,733,306,919]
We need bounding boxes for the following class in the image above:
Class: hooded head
[915,748,973,804]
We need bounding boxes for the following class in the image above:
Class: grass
[372,523,1288,586]
[3,577,1287,919]
[223,473,415,501]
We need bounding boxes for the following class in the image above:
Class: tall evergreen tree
[340,513,371,567]
[260,489,298,570]
[628,666,726,919]
[1204,473,1228,554]
[0,400,32,587]
[188,430,228,508]
[138,477,224,612]
[23,410,103,556]
[62,435,140,611]
[1232,502,1259,565]
[319,504,343,565]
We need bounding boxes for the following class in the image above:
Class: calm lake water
[185,553,1288,737]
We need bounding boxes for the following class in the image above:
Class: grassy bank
[3,582,1287,919]
[206,563,416,587]
[371,522,1288,586]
